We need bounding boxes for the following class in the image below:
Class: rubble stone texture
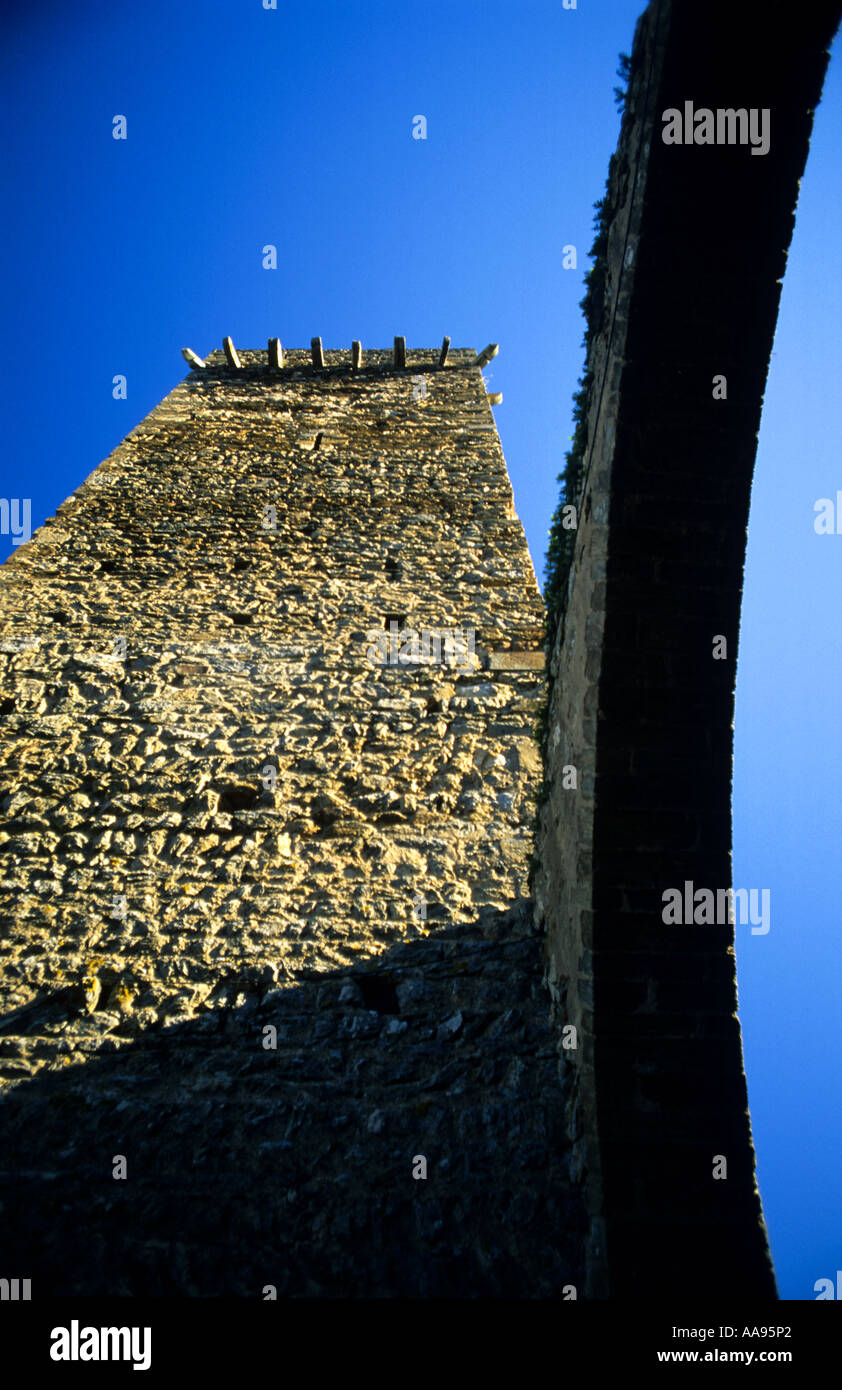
[0,346,586,1295]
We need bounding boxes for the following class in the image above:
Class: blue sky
[0,0,839,1299]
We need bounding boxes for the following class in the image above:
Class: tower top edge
[179,345,491,375]
[204,347,477,361]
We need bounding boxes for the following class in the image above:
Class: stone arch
[536,0,842,1298]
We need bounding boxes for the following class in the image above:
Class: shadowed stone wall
[0,346,586,1295]
[535,0,841,1300]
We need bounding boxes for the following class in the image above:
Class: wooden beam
[223,336,241,369]
[351,340,363,370]
[268,338,284,370]
[475,343,499,368]
[438,336,451,368]
[393,336,406,369]
[311,336,325,369]
[181,348,206,370]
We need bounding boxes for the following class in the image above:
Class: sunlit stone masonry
[0,341,586,1295]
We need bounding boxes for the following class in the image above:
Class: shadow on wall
[0,904,586,1298]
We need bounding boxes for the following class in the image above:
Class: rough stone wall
[0,346,586,1295]
[536,0,840,1299]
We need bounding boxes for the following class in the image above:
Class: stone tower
[0,341,586,1295]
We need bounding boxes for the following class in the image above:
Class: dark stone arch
[536,0,841,1299]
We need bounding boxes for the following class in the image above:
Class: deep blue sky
[1,0,839,1300]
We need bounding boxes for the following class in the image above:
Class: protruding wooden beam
[223,336,241,369]
[181,348,206,370]
[487,391,503,405]
[438,336,451,368]
[268,338,284,370]
[311,336,325,369]
[393,336,407,369]
[475,343,499,368]
[351,340,363,370]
